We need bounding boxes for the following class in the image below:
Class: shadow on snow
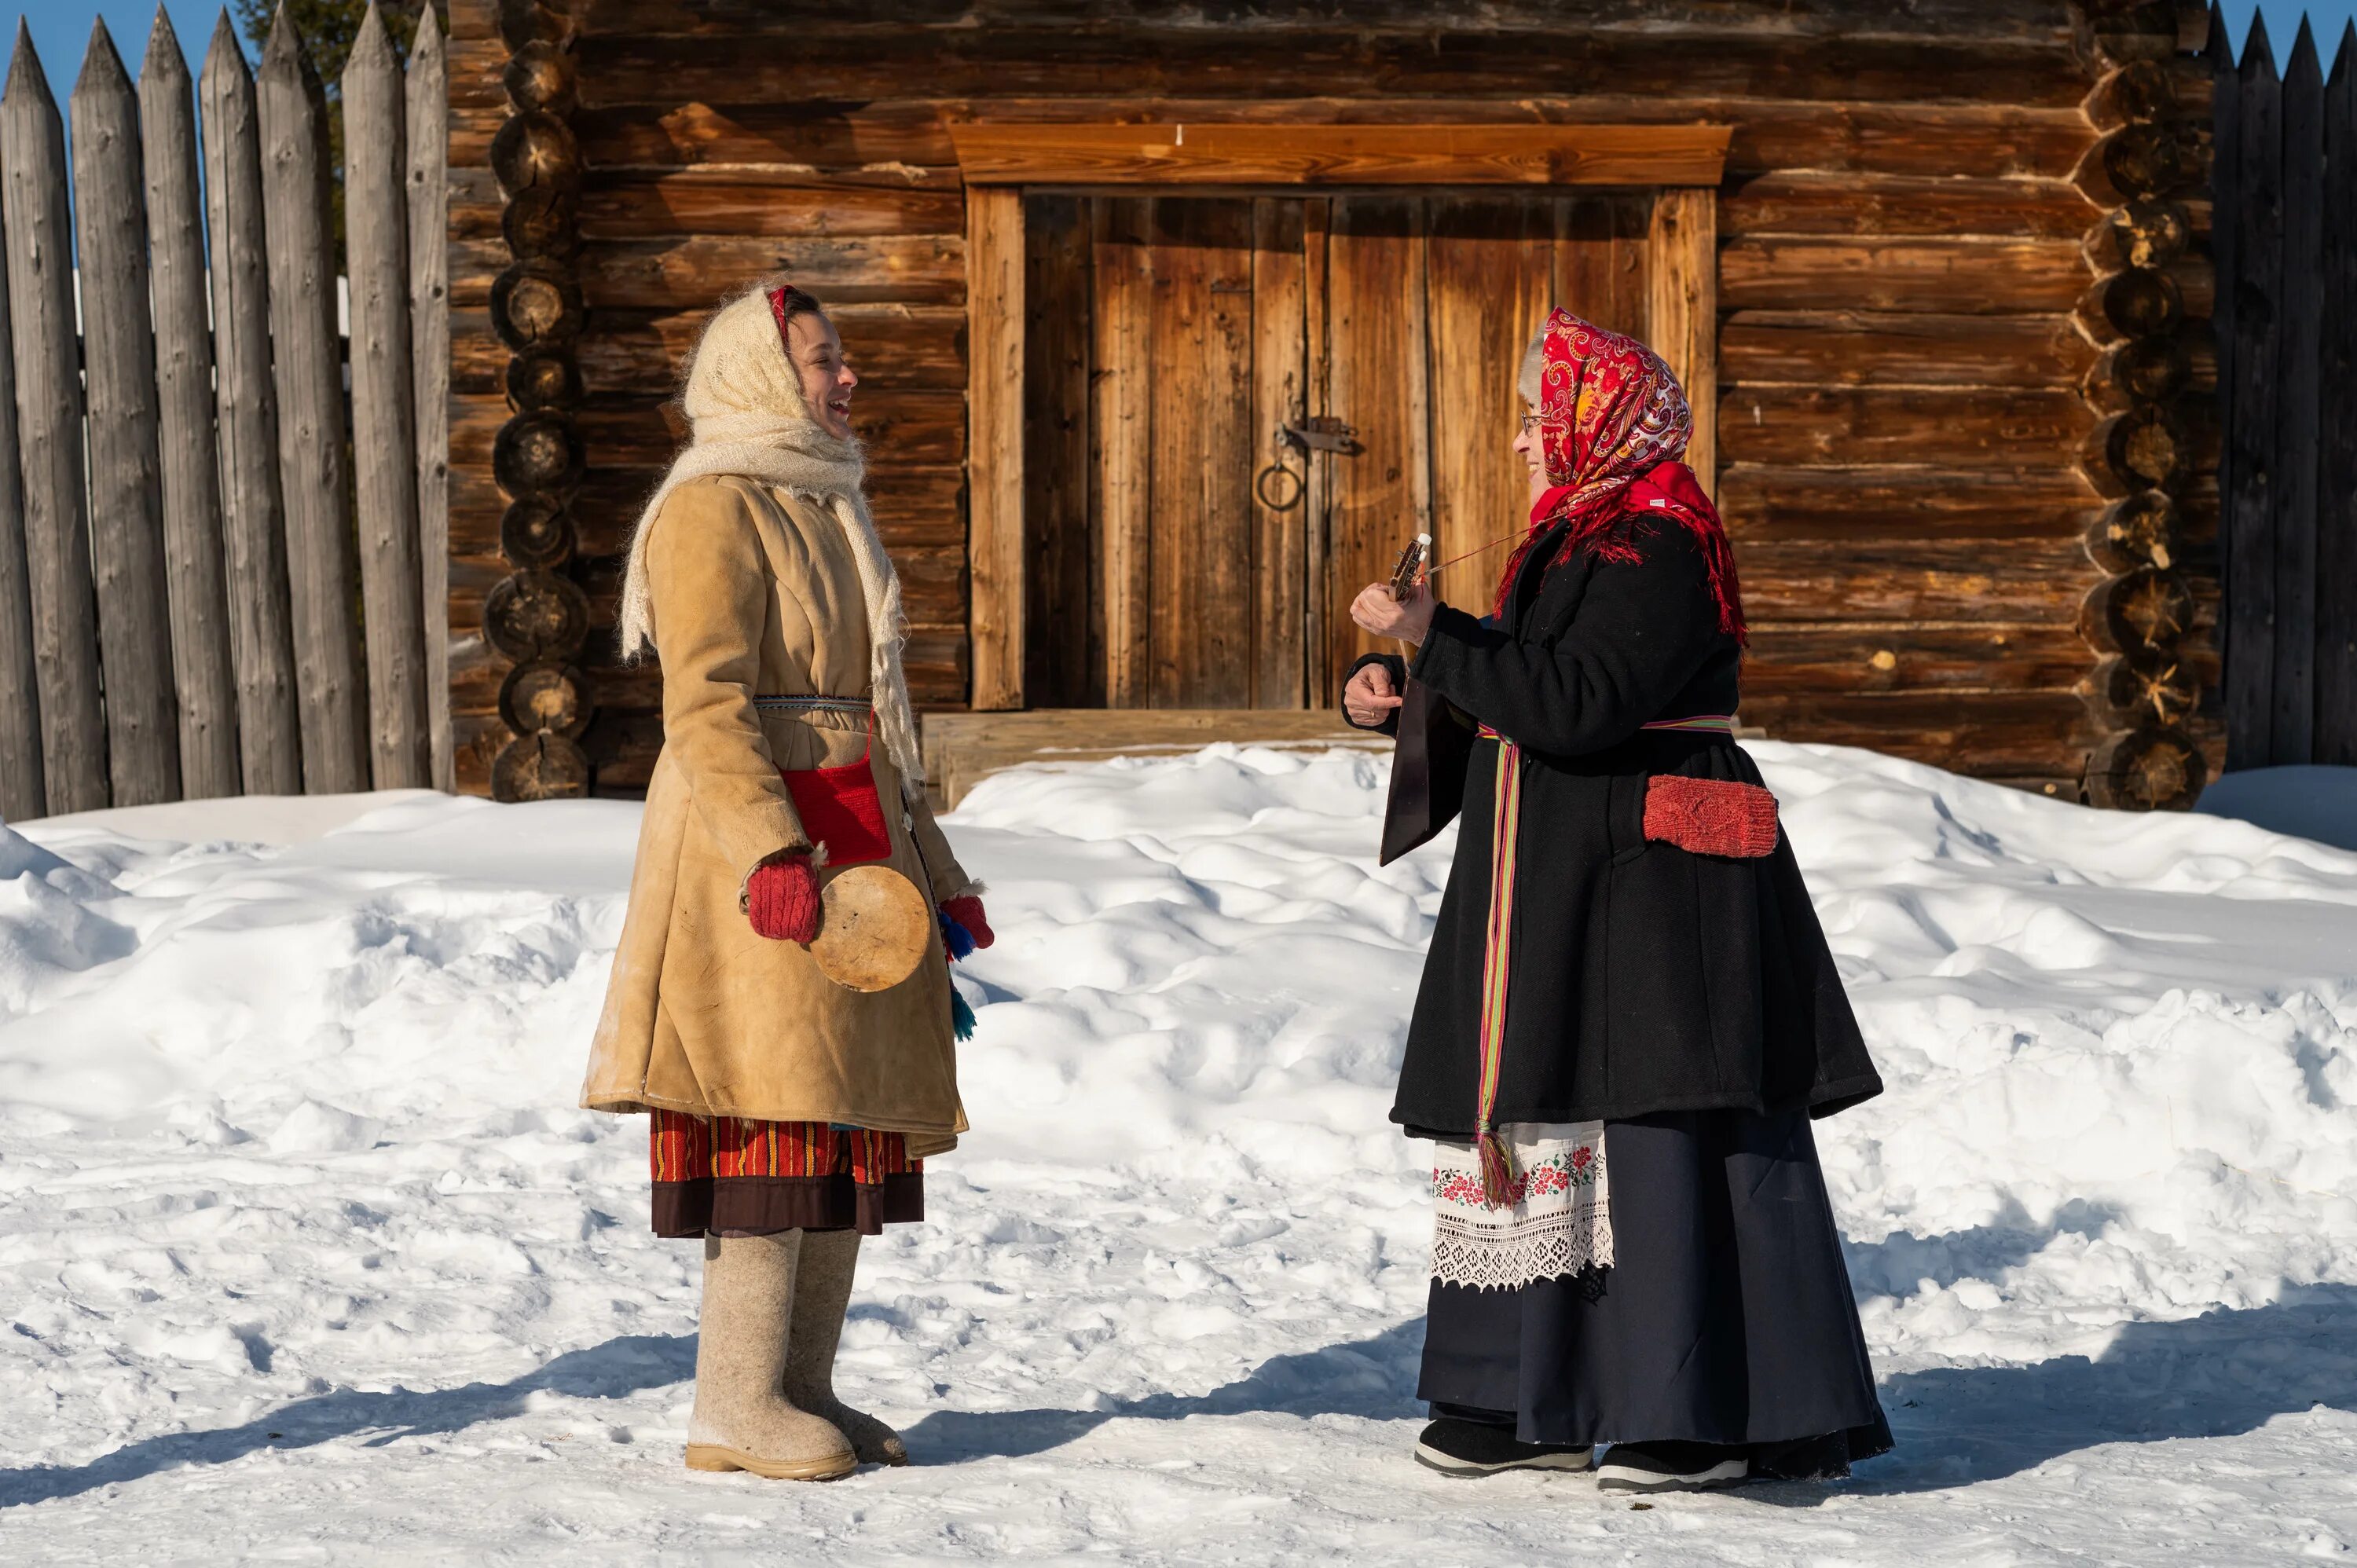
[5,1287,2354,1507]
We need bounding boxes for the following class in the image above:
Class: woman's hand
[746,851,822,943]
[942,894,995,951]
[1343,661,1405,727]
[1350,581,1438,644]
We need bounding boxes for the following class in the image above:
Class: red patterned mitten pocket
[1642,775,1780,859]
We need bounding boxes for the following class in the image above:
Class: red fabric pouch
[779,722,893,866]
[1643,775,1780,859]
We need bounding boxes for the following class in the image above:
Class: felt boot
[685,1233,857,1480]
[785,1228,909,1466]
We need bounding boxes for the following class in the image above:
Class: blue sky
[9,2,2355,93]
[16,4,230,89]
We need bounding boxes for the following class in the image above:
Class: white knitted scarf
[616,287,925,800]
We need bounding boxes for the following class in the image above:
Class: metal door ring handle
[1255,461,1305,511]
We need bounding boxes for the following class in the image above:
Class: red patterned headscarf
[1494,309,1744,644]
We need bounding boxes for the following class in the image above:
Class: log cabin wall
[445,0,2222,805]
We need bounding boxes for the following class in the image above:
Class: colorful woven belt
[1640,713,1736,734]
[1471,724,1522,1207]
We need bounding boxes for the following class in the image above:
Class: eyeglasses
[1518,412,1538,434]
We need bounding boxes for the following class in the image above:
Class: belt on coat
[753,694,871,717]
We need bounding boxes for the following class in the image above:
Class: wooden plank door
[1314,192,1651,698]
[1025,193,1307,709]
[1022,189,1659,709]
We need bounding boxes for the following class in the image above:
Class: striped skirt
[648,1110,925,1238]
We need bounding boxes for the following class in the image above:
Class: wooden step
[922,709,1384,808]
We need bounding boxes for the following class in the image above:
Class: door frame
[951,122,1732,712]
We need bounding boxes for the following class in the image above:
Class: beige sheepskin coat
[580,287,975,1156]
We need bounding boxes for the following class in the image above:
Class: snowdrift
[1,744,2352,1563]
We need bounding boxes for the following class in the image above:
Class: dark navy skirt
[1419,1107,1893,1477]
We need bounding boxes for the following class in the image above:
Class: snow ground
[2,742,2355,1565]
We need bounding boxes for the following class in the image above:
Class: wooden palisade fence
[0,2,449,820]
[2216,10,2357,769]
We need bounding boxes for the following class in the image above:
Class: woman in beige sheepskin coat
[581,281,990,1482]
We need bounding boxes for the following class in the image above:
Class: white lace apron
[1431,1122,1613,1291]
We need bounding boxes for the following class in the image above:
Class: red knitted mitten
[1643,776,1780,859]
[941,894,995,950]
[746,852,822,943]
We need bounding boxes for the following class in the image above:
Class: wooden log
[563,302,967,395]
[2082,566,2196,658]
[556,234,968,311]
[2073,120,2205,206]
[409,10,453,792]
[0,35,38,818]
[502,36,574,115]
[2224,18,2282,770]
[582,174,971,241]
[501,185,577,262]
[1741,622,2094,696]
[568,96,2099,184]
[505,349,583,411]
[577,1,2077,40]
[491,256,585,347]
[199,15,301,796]
[1722,170,2097,240]
[1717,236,2087,315]
[1717,387,2093,468]
[1734,690,2097,779]
[500,497,576,570]
[497,658,592,739]
[2076,266,2183,346]
[2088,491,2182,573]
[947,122,1731,189]
[570,31,2091,112]
[1648,188,1715,489]
[2084,58,2181,130]
[2081,332,2191,412]
[492,410,585,498]
[1720,310,2095,388]
[2080,196,2190,270]
[138,11,238,802]
[2085,724,2205,809]
[491,728,589,799]
[2319,22,2357,766]
[72,23,182,806]
[2273,22,2326,765]
[482,568,591,662]
[966,184,1023,710]
[258,9,368,793]
[1714,464,2099,542]
[2091,649,2203,729]
[2080,405,2190,497]
[1738,537,2095,621]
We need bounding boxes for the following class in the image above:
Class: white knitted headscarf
[617,282,926,800]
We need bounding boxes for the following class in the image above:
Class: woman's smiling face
[1512,406,1547,503]
[789,311,858,439]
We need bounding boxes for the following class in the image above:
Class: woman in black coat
[1343,310,1890,1492]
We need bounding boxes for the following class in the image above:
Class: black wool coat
[1347,515,1882,1138]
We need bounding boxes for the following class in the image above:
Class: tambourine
[810,863,933,992]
